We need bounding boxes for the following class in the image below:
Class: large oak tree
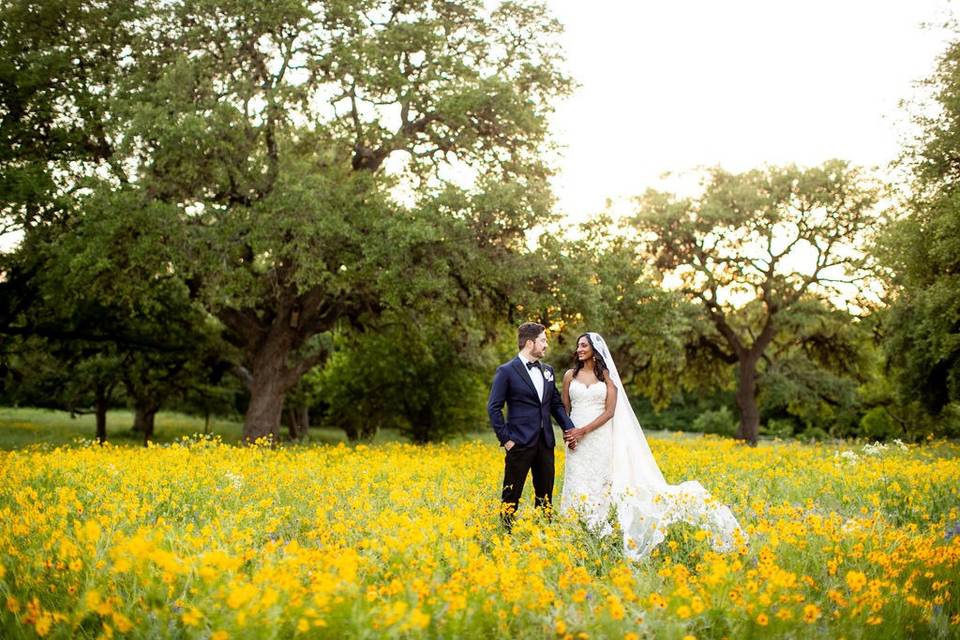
[627,161,880,444]
[2,0,572,441]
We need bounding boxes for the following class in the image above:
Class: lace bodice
[568,378,608,423]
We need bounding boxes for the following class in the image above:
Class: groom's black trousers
[501,432,554,529]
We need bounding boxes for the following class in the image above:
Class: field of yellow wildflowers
[0,435,958,639]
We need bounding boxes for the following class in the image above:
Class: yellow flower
[608,596,625,621]
[0,428,957,640]
[226,583,257,609]
[845,570,867,592]
[34,615,52,637]
[409,608,430,630]
[182,608,203,627]
[112,612,133,633]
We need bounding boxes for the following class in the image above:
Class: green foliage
[631,389,733,433]
[859,407,900,441]
[1,339,121,413]
[0,185,231,443]
[761,418,795,439]
[0,0,576,440]
[880,35,960,419]
[316,312,494,442]
[623,161,881,443]
[535,217,696,408]
[690,407,737,437]
[0,0,144,229]
[754,299,872,439]
[4,0,955,445]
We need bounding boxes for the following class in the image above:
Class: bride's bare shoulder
[563,369,574,382]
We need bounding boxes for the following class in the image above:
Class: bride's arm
[562,370,573,415]
[577,378,618,435]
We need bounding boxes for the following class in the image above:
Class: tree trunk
[244,377,287,443]
[217,286,338,443]
[735,356,760,445]
[342,422,359,442]
[142,408,157,447]
[228,306,329,443]
[131,409,146,433]
[133,402,159,439]
[243,337,300,444]
[95,384,109,445]
[287,408,296,440]
[287,406,309,441]
[299,405,309,435]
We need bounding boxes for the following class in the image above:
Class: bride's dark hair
[572,333,608,382]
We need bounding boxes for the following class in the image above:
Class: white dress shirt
[518,352,544,401]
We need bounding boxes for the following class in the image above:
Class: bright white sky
[545,0,955,222]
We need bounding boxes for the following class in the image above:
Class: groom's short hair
[518,322,545,350]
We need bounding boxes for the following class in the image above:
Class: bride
[559,332,747,560]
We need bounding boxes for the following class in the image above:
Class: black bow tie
[526,361,542,371]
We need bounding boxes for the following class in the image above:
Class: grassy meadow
[0,408,353,449]
[0,410,957,638]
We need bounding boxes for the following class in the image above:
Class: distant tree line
[0,0,957,445]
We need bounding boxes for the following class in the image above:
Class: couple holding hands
[487,323,746,559]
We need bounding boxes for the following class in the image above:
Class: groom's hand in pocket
[505,440,515,451]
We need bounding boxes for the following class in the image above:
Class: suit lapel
[540,366,552,406]
[511,358,540,402]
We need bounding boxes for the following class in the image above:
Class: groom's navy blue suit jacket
[487,357,576,448]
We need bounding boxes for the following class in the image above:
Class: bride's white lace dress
[559,334,747,560]
[561,379,615,529]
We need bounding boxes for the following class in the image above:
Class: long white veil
[587,332,747,560]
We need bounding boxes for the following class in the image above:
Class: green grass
[0,406,741,451]
[0,407,365,450]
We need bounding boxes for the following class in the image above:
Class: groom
[487,322,576,529]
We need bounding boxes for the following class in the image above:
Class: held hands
[564,427,587,448]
